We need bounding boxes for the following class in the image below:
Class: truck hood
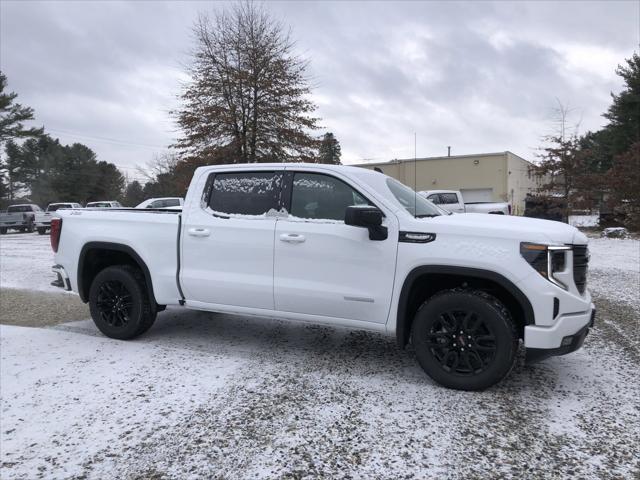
[422,213,587,245]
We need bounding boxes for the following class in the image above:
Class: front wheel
[412,289,518,391]
[37,227,47,235]
[0,227,6,235]
[89,265,157,340]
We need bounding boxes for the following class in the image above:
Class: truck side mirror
[345,205,388,241]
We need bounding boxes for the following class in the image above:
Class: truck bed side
[55,209,182,305]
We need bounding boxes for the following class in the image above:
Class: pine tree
[123,180,145,207]
[174,2,320,163]
[0,72,44,144]
[318,132,342,164]
[604,53,640,157]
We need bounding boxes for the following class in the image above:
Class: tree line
[534,53,639,229]
[0,72,126,208]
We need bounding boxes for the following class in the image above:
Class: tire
[0,228,6,235]
[412,289,518,391]
[89,265,157,340]
[37,227,47,235]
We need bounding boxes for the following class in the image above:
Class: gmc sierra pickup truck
[51,164,594,390]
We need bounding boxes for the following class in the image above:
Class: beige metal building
[356,151,542,215]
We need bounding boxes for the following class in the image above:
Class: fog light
[561,336,573,347]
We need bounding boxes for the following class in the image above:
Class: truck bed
[55,209,182,304]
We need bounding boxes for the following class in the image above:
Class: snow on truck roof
[194,163,380,178]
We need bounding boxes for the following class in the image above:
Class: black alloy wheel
[96,280,134,328]
[426,310,497,376]
[412,289,518,391]
[89,265,157,340]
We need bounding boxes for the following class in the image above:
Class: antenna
[414,132,417,218]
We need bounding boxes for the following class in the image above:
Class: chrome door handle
[187,227,210,237]
[279,233,305,243]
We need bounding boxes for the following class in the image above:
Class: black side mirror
[345,205,388,241]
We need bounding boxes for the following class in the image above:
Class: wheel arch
[78,242,156,305]
[396,266,534,347]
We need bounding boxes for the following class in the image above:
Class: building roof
[354,151,533,167]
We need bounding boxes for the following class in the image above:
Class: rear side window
[208,172,281,216]
[290,172,370,221]
[440,193,459,204]
[427,194,441,204]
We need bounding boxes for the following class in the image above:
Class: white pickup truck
[51,164,594,390]
[35,202,83,235]
[418,190,511,215]
[0,204,42,234]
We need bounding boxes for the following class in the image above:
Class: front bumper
[525,306,595,363]
[52,264,71,291]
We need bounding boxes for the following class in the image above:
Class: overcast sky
[1,1,638,178]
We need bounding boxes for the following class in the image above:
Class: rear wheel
[37,227,47,235]
[0,227,6,234]
[89,265,157,340]
[412,289,518,391]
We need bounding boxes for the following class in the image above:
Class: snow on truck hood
[424,213,587,245]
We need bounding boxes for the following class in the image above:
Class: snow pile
[601,227,629,238]
[568,214,598,227]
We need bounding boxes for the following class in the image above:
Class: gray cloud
[0,0,637,175]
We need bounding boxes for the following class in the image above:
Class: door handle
[187,227,210,237]
[279,233,305,243]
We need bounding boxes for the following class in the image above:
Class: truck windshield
[386,178,448,217]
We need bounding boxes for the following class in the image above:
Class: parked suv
[50,164,594,390]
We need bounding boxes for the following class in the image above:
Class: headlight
[520,243,571,289]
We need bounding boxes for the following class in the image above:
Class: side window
[290,172,371,221]
[427,194,441,204]
[208,172,281,216]
[440,193,459,204]
[164,199,180,207]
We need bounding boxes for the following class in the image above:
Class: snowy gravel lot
[1,232,639,479]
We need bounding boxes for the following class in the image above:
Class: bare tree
[534,100,593,211]
[174,2,320,163]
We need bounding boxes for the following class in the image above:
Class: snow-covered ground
[1,232,639,479]
[0,233,64,292]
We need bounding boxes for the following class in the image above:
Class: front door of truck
[273,170,398,324]
[180,170,282,310]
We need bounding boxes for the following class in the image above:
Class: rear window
[47,204,72,212]
[7,205,38,213]
[208,172,281,216]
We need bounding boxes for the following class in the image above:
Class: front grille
[573,245,589,294]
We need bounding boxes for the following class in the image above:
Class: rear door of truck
[179,168,282,310]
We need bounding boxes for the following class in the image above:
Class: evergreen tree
[604,53,640,156]
[0,72,44,144]
[318,132,341,164]
[123,180,146,207]
[175,2,320,163]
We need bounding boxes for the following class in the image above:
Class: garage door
[460,188,493,202]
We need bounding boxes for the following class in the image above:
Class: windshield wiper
[415,214,439,218]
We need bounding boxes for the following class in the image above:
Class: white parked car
[85,201,123,208]
[135,197,184,209]
[50,164,594,390]
[34,202,83,235]
[418,190,511,215]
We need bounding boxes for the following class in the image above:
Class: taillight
[50,218,62,252]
